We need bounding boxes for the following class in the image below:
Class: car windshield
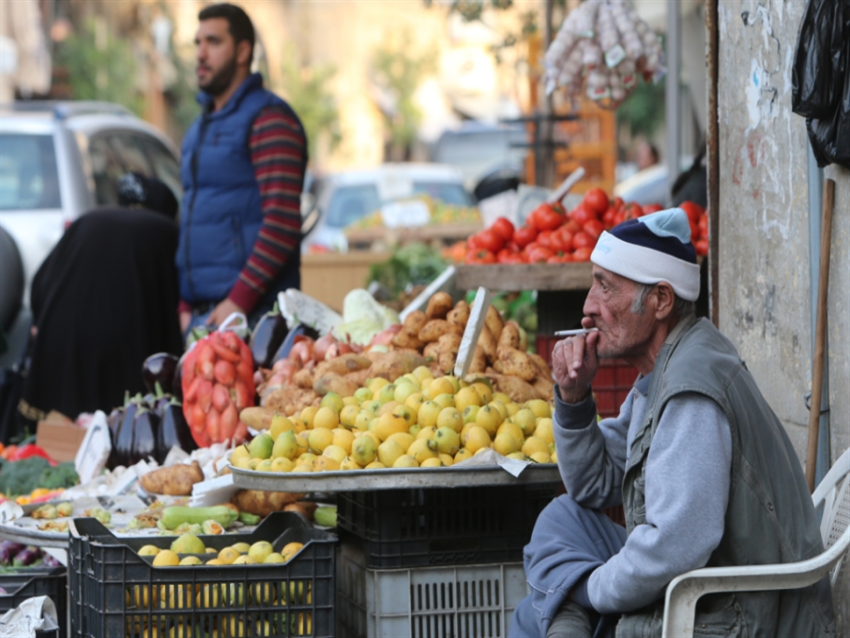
[0,134,61,210]
[324,181,472,228]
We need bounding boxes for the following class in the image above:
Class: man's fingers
[569,337,585,378]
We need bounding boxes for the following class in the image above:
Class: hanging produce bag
[791,0,846,119]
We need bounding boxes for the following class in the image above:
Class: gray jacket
[617,316,835,637]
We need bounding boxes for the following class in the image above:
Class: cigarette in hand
[554,328,599,337]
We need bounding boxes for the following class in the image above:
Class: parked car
[0,101,181,364]
[0,101,181,300]
[302,163,474,252]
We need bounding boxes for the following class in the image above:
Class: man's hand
[552,331,600,404]
[179,310,192,334]
[206,298,245,329]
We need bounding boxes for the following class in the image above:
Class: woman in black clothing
[16,174,183,432]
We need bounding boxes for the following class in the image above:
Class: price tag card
[454,286,492,379]
[380,200,431,228]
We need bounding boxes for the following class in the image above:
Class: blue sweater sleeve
[587,393,732,614]
[552,385,633,510]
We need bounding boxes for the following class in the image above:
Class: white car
[302,163,474,252]
[0,101,180,361]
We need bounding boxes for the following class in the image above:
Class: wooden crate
[553,98,617,195]
[300,251,391,312]
[454,262,593,292]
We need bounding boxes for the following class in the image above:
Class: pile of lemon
[232,366,558,473]
[141,533,305,567]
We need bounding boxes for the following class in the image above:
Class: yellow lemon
[377,439,404,467]
[493,432,520,456]
[313,456,340,472]
[522,436,550,457]
[392,454,419,468]
[534,418,554,445]
[342,396,358,407]
[420,457,443,468]
[153,549,180,567]
[232,542,250,553]
[299,406,319,428]
[281,542,304,559]
[365,461,386,469]
[413,365,434,381]
[263,552,285,564]
[339,405,360,428]
[178,555,202,566]
[139,545,161,556]
[270,457,294,473]
[417,401,442,428]
[230,444,251,465]
[401,373,421,388]
[393,404,416,427]
[408,438,438,464]
[269,414,296,440]
[292,463,313,473]
[205,558,223,565]
[432,393,455,409]
[368,377,390,394]
[439,453,454,466]
[255,459,273,472]
[526,399,552,419]
[429,377,455,398]
[378,400,401,416]
[320,392,345,414]
[505,402,520,417]
[405,393,426,412]
[353,410,372,431]
[473,382,493,404]
[454,386,482,413]
[529,451,552,464]
[332,428,355,453]
[436,407,463,433]
[353,387,373,403]
[297,452,317,465]
[393,382,417,403]
[322,445,347,464]
[462,405,480,424]
[340,457,362,471]
[350,435,378,466]
[507,451,528,461]
[464,425,491,453]
[498,422,525,445]
[387,432,415,452]
[454,448,474,463]
[444,376,461,393]
[416,425,437,441]
[512,408,537,434]
[232,555,257,565]
[433,427,461,455]
[475,405,503,436]
[489,400,509,421]
[492,392,512,405]
[313,407,340,430]
[307,428,334,454]
[375,412,409,441]
[217,547,240,565]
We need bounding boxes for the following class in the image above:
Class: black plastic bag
[808,37,850,170]
[792,0,846,118]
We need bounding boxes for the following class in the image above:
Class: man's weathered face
[583,265,657,359]
[195,18,237,95]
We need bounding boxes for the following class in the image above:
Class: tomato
[623,202,643,219]
[537,230,554,249]
[695,239,709,256]
[570,203,597,225]
[679,201,704,224]
[551,227,574,253]
[476,229,505,253]
[583,188,609,215]
[467,233,482,251]
[563,219,582,235]
[491,217,515,242]
[513,225,538,248]
[612,212,626,227]
[583,219,605,240]
[573,231,596,250]
[527,245,554,263]
[698,214,709,239]
[466,249,496,265]
[502,252,527,264]
[535,204,566,231]
[573,246,594,261]
[642,203,664,215]
[602,209,616,228]
[612,197,625,211]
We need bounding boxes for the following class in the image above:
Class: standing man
[178,3,306,334]
[509,208,835,638]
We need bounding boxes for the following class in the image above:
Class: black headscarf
[20,207,182,425]
[118,173,179,220]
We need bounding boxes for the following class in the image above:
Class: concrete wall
[716,1,849,631]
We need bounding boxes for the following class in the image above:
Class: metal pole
[807,144,830,488]
[665,1,681,199]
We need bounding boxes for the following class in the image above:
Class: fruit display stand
[344,222,482,251]
[0,566,67,637]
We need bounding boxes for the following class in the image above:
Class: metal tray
[230,463,562,493]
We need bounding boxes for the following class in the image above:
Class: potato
[239,406,276,431]
[423,342,440,360]
[392,326,424,350]
[403,309,427,332]
[485,305,505,343]
[477,325,497,363]
[532,375,555,401]
[469,345,487,374]
[437,333,462,373]
[497,347,537,381]
[345,368,371,388]
[498,321,521,351]
[425,292,454,320]
[315,353,372,377]
[283,501,318,521]
[418,319,460,343]
[447,300,470,329]
[231,490,304,517]
[313,373,360,397]
[139,461,204,496]
[369,351,427,381]
[293,367,316,389]
[263,386,319,416]
[529,352,553,380]
[495,374,540,403]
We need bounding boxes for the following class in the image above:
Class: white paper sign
[380,200,431,228]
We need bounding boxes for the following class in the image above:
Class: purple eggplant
[12,547,42,567]
[129,405,158,466]
[155,397,196,463]
[0,541,25,565]
[250,303,289,369]
[111,395,142,468]
[141,353,179,394]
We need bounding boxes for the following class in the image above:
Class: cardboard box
[36,411,86,463]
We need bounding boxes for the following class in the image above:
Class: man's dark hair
[198,3,255,60]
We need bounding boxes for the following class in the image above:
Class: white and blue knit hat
[590,208,701,301]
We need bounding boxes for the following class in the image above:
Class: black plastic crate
[69,512,336,638]
[337,483,559,568]
[0,566,66,637]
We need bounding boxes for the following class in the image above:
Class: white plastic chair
[661,446,850,637]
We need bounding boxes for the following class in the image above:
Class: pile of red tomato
[455,188,709,265]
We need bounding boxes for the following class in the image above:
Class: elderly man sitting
[509,209,835,638]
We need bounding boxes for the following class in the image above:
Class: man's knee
[546,601,593,638]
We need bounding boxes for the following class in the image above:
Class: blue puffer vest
[177,73,300,305]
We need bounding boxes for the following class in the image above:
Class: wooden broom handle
[806,178,835,493]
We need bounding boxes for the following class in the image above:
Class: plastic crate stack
[336,483,560,638]
[68,512,336,638]
[0,566,67,637]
